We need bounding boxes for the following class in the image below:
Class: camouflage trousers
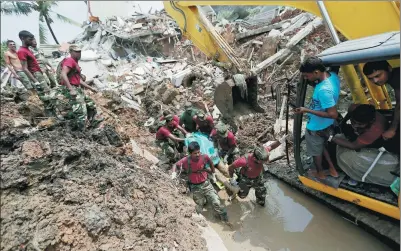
[39,64,57,88]
[54,85,102,130]
[32,71,55,116]
[237,174,267,206]
[191,180,228,221]
[16,71,34,90]
[155,139,179,162]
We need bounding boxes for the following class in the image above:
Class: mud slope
[0,120,206,251]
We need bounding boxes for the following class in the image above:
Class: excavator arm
[164,1,400,109]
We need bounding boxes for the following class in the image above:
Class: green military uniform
[54,85,102,130]
[184,155,228,221]
[214,123,240,165]
[155,117,181,162]
[32,71,56,116]
[31,47,58,88]
[15,71,34,91]
[180,102,200,133]
[236,147,268,206]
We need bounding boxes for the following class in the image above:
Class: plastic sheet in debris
[185,132,220,166]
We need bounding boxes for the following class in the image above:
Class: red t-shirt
[231,146,271,178]
[61,57,81,86]
[193,115,214,131]
[176,154,211,184]
[160,115,179,124]
[17,46,41,73]
[210,129,237,151]
[155,122,178,140]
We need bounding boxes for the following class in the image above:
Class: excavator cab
[293,31,400,220]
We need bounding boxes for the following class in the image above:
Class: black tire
[293,79,308,175]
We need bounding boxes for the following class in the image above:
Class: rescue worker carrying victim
[228,136,286,206]
[171,141,228,222]
[156,114,189,162]
[193,111,214,135]
[58,44,103,131]
[179,102,199,133]
[210,123,239,165]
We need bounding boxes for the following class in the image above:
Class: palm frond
[0,1,33,15]
[39,21,49,44]
[53,12,82,27]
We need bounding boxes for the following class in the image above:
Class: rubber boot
[246,76,265,113]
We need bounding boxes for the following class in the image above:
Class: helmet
[253,146,269,161]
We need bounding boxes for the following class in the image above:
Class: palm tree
[1,1,81,44]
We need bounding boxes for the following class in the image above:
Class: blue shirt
[306,72,340,131]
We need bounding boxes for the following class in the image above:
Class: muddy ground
[0,96,208,251]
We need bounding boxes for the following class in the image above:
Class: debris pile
[1,6,348,251]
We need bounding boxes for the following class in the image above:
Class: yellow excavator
[164,1,400,220]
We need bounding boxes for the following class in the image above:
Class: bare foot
[329,167,339,178]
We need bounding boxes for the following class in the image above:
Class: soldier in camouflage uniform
[228,140,284,206]
[210,123,240,165]
[57,44,103,130]
[30,39,58,88]
[155,115,188,162]
[17,30,55,116]
[171,141,228,222]
[179,102,200,133]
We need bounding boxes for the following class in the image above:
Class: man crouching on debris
[193,111,214,135]
[228,139,284,206]
[59,44,103,130]
[171,141,229,222]
[156,115,189,162]
[211,123,239,165]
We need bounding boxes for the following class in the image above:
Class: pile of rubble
[1,6,347,251]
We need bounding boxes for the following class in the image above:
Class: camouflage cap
[216,123,228,137]
[165,114,173,122]
[253,146,269,161]
[184,101,192,109]
[69,44,82,52]
[197,111,206,121]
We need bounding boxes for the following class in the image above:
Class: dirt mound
[1,117,206,251]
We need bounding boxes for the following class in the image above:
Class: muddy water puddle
[204,179,392,251]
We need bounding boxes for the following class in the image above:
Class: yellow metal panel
[299,176,400,220]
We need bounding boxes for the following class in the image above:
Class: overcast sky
[1,1,164,45]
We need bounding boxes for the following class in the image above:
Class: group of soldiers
[155,101,287,222]
[4,30,103,131]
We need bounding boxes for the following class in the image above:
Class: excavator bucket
[214,75,264,118]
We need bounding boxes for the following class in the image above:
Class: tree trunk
[44,15,59,44]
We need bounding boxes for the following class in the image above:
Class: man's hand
[185,133,192,138]
[229,177,238,186]
[382,129,396,140]
[171,172,177,179]
[294,107,307,114]
[223,155,228,164]
[69,88,77,99]
[211,173,217,183]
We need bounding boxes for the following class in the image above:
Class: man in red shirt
[58,44,103,130]
[156,115,188,162]
[171,141,228,222]
[193,111,214,135]
[210,123,239,164]
[160,111,179,124]
[17,30,54,115]
[228,140,284,206]
[322,104,399,186]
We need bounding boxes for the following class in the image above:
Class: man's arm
[4,53,19,78]
[268,141,281,151]
[208,156,215,173]
[80,80,98,92]
[167,133,184,142]
[176,125,188,136]
[20,60,38,83]
[296,106,338,119]
[61,66,77,97]
[228,161,243,178]
[332,135,366,150]
[384,90,400,139]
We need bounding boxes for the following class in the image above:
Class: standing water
[204,178,392,251]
